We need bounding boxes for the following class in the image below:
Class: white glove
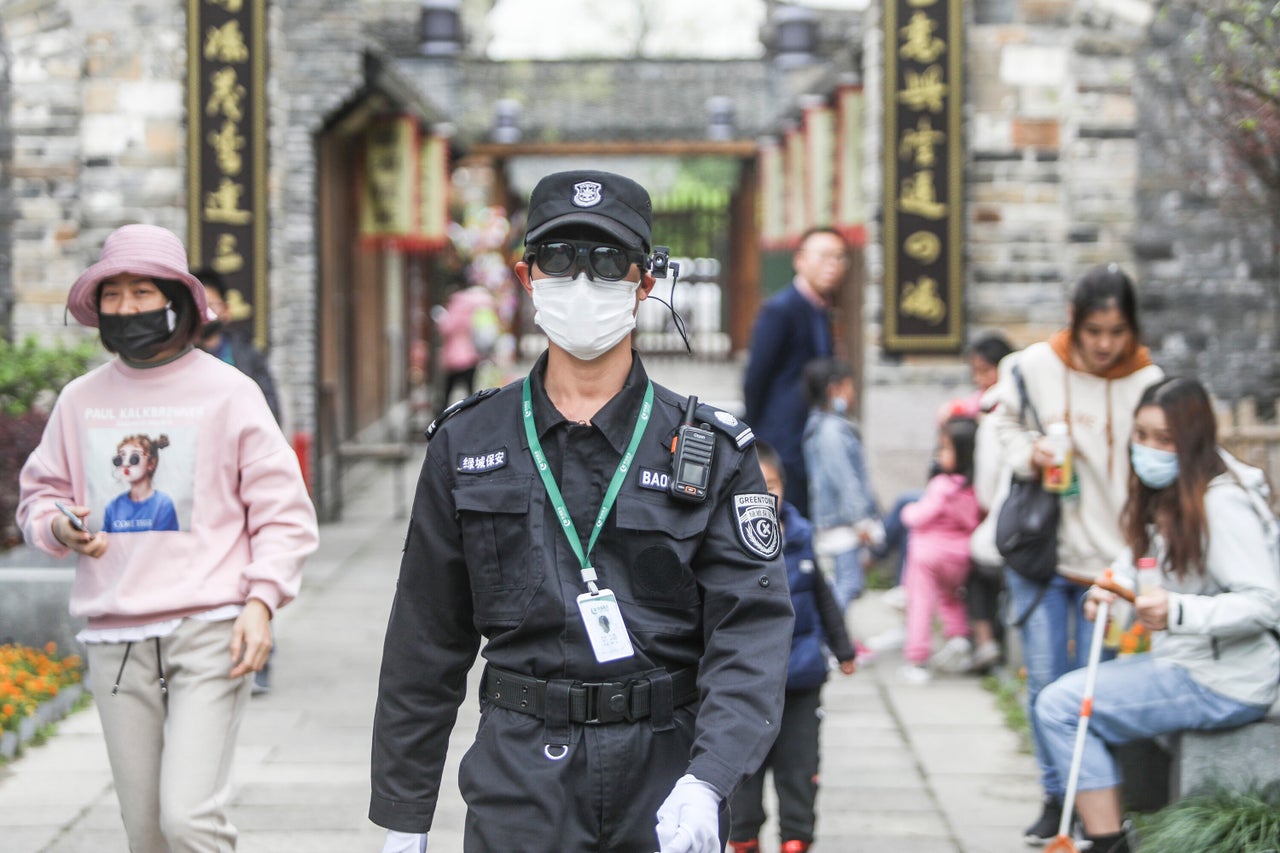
[655,774,721,853]
[381,830,427,853]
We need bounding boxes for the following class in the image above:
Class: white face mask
[531,273,640,361]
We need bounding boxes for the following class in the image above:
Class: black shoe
[1084,821,1133,853]
[1023,796,1063,846]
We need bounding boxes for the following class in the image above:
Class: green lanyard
[521,376,653,595]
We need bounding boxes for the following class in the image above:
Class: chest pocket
[454,475,541,623]
[614,494,711,609]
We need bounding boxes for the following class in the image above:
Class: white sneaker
[899,664,931,685]
[864,625,906,651]
[881,585,907,610]
[930,636,973,674]
[969,640,1001,672]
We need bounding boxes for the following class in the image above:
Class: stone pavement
[0,356,1044,853]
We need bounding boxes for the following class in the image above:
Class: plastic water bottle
[1042,423,1073,493]
[1136,556,1161,595]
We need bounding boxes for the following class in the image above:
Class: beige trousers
[86,618,253,853]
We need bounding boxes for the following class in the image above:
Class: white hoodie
[990,338,1163,577]
[1114,451,1280,708]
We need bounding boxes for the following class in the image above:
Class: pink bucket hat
[67,224,208,328]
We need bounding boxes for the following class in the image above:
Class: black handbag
[994,365,1060,585]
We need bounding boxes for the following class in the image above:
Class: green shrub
[0,336,99,548]
[0,336,98,416]
[1135,781,1280,852]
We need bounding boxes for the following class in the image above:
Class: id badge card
[576,589,635,663]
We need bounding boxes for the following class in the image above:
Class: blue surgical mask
[1131,442,1179,489]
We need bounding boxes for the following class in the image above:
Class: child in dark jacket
[729,442,857,853]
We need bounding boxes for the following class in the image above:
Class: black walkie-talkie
[668,395,715,503]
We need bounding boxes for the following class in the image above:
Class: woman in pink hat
[16,223,319,851]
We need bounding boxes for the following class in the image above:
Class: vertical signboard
[784,125,806,240]
[835,84,866,248]
[758,139,787,250]
[803,101,835,228]
[419,131,450,249]
[187,0,268,347]
[359,117,420,244]
[883,0,963,352]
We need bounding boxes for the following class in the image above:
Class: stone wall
[1134,8,1280,410]
[267,1,369,436]
[1,0,188,345]
[0,0,376,438]
[865,0,1280,410]
[1,24,12,333]
[964,0,1151,350]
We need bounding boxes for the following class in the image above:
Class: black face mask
[98,306,176,361]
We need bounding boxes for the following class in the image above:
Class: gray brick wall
[1134,11,1280,409]
[268,4,369,437]
[2,0,188,345]
[1,25,12,336]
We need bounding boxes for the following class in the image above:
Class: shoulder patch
[732,493,781,560]
[425,387,499,440]
[695,403,755,449]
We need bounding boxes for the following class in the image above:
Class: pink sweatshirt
[437,287,494,372]
[17,349,318,629]
[901,472,982,560]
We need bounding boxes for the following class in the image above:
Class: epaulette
[693,403,755,450]
[425,387,500,440]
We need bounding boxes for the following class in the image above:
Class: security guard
[370,170,794,853]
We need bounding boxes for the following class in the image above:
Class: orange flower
[0,643,85,734]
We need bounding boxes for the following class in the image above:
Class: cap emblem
[572,181,603,208]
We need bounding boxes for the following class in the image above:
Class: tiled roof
[366,5,866,147]
[442,58,777,143]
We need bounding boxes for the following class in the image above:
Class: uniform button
[759,576,770,588]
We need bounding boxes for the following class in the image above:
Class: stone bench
[1167,697,1280,799]
[1115,696,1280,812]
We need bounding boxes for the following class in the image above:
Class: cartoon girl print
[101,433,180,533]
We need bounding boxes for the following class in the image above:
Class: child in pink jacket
[900,415,983,684]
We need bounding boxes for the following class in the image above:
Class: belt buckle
[583,680,631,724]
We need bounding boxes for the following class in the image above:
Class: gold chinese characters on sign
[882,0,963,352]
[187,0,267,347]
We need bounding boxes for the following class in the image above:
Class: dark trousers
[728,687,823,844]
[874,491,922,585]
[459,704,726,852]
[782,456,809,518]
[442,365,477,408]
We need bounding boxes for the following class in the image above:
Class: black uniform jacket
[369,351,794,832]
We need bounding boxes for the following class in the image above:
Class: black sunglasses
[112,452,144,467]
[524,240,647,282]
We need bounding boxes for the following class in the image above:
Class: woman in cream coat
[989,264,1163,844]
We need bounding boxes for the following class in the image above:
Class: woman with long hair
[989,264,1165,843]
[1035,377,1280,853]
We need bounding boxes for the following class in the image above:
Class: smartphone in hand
[55,501,92,534]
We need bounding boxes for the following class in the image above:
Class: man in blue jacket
[743,228,850,515]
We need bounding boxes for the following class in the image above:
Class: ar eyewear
[525,240,647,282]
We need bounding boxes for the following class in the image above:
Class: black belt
[483,666,699,725]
